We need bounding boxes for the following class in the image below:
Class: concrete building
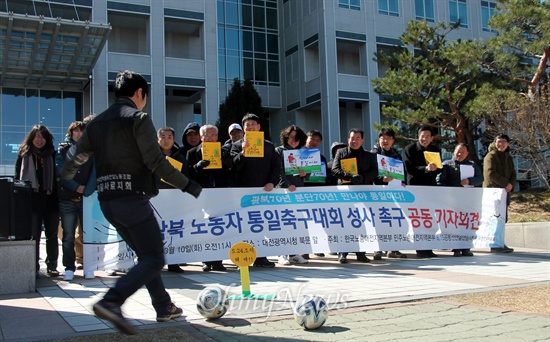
[0,0,497,176]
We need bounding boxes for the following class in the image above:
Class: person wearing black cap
[180,122,201,157]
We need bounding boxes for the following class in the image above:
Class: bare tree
[482,83,550,190]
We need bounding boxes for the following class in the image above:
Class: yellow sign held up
[202,142,222,169]
[423,151,442,169]
[243,131,264,157]
[340,157,357,184]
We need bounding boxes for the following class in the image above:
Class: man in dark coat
[331,128,378,264]
[403,125,441,258]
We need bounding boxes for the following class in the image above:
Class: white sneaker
[105,269,116,276]
[291,255,309,264]
[84,271,95,279]
[63,270,74,281]
[278,255,291,265]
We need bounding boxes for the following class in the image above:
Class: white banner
[83,186,507,271]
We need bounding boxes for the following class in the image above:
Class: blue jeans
[31,211,59,271]
[59,199,83,271]
[99,195,171,315]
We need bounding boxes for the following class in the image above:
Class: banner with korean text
[82,186,507,271]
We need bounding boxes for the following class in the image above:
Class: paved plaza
[0,246,549,341]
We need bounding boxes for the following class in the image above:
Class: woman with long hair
[15,124,60,277]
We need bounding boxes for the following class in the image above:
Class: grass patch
[508,188,550,223]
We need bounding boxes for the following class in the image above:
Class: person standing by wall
[483,134,516,253]
[15,124,60,277]
[63,70,202,334]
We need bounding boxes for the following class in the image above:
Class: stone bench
[0,240,35,294]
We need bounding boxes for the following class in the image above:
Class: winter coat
[331,146,378,185]
[403,141,441,186]
[483,142,516,205]
[436,158,484,187]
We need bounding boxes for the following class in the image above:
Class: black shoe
[301,254,310,260]
[212,263,227,271]
[388,251,406,258]
[202,264,211,272]
[168,265,184,273]
[338,254,348,264]
[156,302,183,322]
[314,253,325,257]
[373,252,383,260]
[253,259,275,268]
[462,250,474,257]
[503,245,514,253]
[93,300,137,335]
[356,254,370,263]
[427,251,438,258]
[453,250,461,257]
[47,269,60,277]
[416,252,429,259]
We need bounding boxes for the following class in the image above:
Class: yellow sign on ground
[229,242,257,267]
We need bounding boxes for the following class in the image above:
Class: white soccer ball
[293,295,329,330]
[196,287,229,320]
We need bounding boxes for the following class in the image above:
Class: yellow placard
[229,242,257,267]
[340,158,357,184]
[202,142,222,169]
[423,151,442,168]
[162,156,183,185]
[243,131,264,157]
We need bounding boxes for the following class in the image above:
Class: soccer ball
[196,287,229,320]
[293,295,329,330]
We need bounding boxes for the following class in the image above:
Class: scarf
[19,146,55,194]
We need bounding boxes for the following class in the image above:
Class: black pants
[100,195,171,315]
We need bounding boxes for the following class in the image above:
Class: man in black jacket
[63,70,202,334]
[331,128,378,264]
[403,125,441,258]
[231,113,282,268]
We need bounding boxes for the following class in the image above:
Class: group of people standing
[14,69,516,334]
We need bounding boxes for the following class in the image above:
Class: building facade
[0,0,497,175]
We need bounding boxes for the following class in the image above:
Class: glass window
[1,88,25,127]
[227,56,241,80]
[254,59,266,82]
[242,30,253,51]
[217,1,225,23]
[242,4,252,27]
[226,28,240,50]
[254,32,266,53]
[39,90,63,136]
[481,1,496,32]
[225,2,239,26]
[449,0,468,28]
[218,55,226,79]
[253,6,265,28]
[26,90,39,128]
[339,0,360,11]
[379,0,399,16]
[268,61,279,84]
[266,8,277,30]
[267,33,278,54]
[415,0,435,22]
[244,58,254,80]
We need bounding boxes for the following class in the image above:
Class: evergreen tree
[216,79,268,143]
[372,20,495,162]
